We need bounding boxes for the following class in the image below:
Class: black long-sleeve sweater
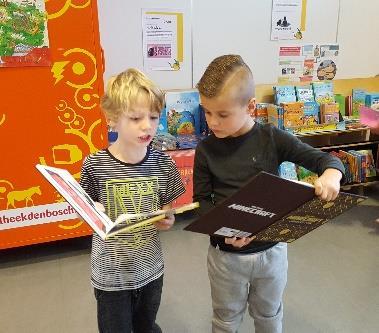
[193,122,345,253]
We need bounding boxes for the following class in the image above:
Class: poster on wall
[271,0,305,41]
[142,9,184,71]
[0,0,50,67]
[278,44,339,83]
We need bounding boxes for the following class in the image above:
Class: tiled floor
[1,186,379,333]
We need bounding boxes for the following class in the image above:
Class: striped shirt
[80,147,185,291]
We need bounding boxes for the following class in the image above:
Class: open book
[36,164,199,240]
[185,171,366,242]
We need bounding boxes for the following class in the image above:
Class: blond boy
[80,68,185,333]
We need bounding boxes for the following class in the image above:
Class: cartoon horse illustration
[6,186,42,209]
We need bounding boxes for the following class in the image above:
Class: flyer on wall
[142,9,184,72]
[271,0,305,41]
[0,0,51,67]
[278,44,339,83]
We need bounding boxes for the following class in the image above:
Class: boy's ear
[107,119,116,130]
[247,98,256,116]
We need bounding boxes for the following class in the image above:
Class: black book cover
[185,171,366,242]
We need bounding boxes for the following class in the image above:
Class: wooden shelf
[317,140,379,151]
[296,127,371,148]
[342,178,379,190]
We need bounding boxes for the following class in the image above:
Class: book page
[36,164,112,240]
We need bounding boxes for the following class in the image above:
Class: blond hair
[196,55,255,105]
[101,68,164,123]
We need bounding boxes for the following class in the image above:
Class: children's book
[338,150,359,183]
[348,150,363,183]
[295,85,314,102]
[312,82,335,104]
[184,171,366,243]
[330,151,352,184]
[352,89,366,118]
[267,104,283,129]
[254,103,269,124]
[320,102,340,124]
[278,162,298,181]
[296,165,318,185]
[334,94,346,116]
[281,102,304,128]
[345,95,353,117]
[36,164,199,240]
[274,85,297,104]
[365,93,379,111]
[302,101,320,125]
[356,149,377,178]
[164,90,201,136]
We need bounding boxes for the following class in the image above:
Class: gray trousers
[207,243,288,333]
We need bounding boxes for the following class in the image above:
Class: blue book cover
[365,93,379,111]
[274,85,297,104]
[165,90,201,136]
[296,85,314,102]
[303,101,319,125]
[312,82,335,104]
[279,162,298,181]
[352,89,366,117]
[158,106,168,133]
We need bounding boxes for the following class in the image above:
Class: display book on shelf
[269,82,345,133]
[157,89,209,150]
[36,164,199,240]
[185,171,366,242]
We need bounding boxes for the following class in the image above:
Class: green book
[335,94,346,116]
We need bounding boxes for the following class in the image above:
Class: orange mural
[0,0,106,249]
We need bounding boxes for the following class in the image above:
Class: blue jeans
[207,243,288,333]
[94,275,163,333]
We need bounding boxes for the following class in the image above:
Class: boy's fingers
[313,179,323,196]
[94,202,105,212]
[225,236,256,248]
[224,237,236,245]
[154,216,175,230]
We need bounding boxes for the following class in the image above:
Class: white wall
[97,0,192,89]
[337,0,379,79]
[97,0,379,88]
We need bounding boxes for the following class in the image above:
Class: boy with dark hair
[194,55,344,333]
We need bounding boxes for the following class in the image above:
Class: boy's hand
[154,213,175,231]
[94,202,105,212]
[314,168,342,201]
[225,235,256,248]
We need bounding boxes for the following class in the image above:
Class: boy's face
[200,92,255,138]
[110,92,159,149]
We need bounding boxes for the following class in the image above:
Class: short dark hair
[196,55,254,100]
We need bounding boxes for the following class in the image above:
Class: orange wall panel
[0,1,106,249]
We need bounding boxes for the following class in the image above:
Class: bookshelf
[296,128,379,191]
